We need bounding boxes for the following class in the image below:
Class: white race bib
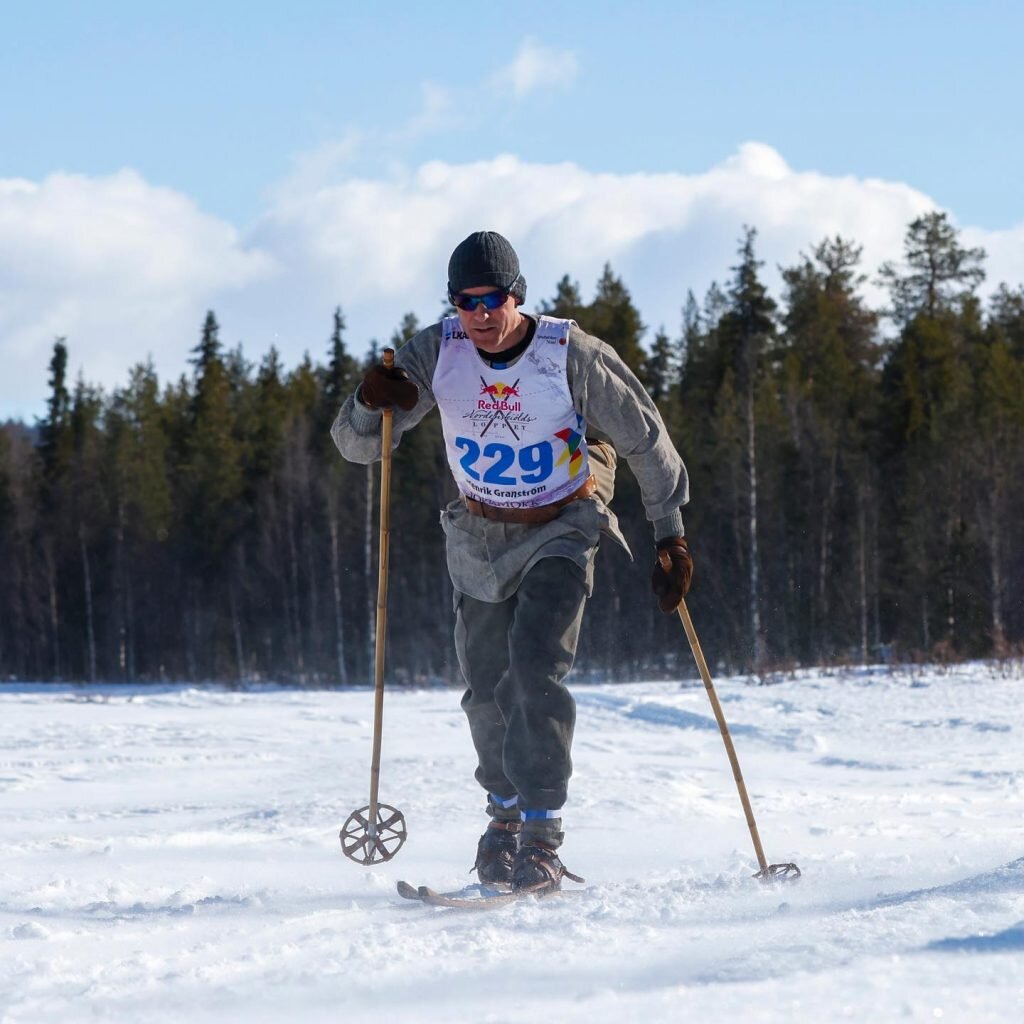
[432,316,590,508]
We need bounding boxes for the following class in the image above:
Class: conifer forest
[2,213,1022,684]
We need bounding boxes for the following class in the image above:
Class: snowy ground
[2,663,1023,1024]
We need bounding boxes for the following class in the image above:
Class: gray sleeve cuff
[653,510,685,542]
[350,388,384,434]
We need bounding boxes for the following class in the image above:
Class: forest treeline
[1,212,1022,684]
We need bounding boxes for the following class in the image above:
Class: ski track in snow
[1,665,1023,1023]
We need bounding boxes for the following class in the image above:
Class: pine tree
[878,216,986,654]
[386,311,454,683]
[972,289,1024,650]
[182,311,245,676]
[37,338,75,678]
[391,312,420,349]
[0,428,12,543]
[0,423,40,677]
[323,307,357,415]
[878,211,986,324]
[584,264,647,378]
[779,236,880,661]
[185,312,244,562]
[39,339,73,497]
[539,275,587,322]
[718,228,776,667]
[69,375,106,681]
[644,328,676,404]
[974,338,1024,649]
[317,309,358,685]
[0,427,15,672]
[106,361,172,679]
[192,311,222,372]
[989,284,1024,360]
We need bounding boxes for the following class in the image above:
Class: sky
[3,0,1024,419]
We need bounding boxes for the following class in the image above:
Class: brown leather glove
[651,537,693,613]
[359,363,419,411]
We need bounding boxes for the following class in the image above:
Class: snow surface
[2,664,1024,1023]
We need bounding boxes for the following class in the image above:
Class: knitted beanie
[447,231,527,302]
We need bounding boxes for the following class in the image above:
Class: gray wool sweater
[331,318,689,603]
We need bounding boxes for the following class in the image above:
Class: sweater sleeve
[571,332,689,535]
[330,324,442,464]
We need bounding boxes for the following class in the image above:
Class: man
[332,231,692,893]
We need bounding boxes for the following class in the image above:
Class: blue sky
[2,1,1023,418]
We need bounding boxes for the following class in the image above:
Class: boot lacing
[513,840,585,893]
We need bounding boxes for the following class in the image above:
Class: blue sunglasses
[450,289,510,312]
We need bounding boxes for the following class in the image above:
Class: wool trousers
[455,556,588,812]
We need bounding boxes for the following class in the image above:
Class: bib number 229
[455,437,553,485]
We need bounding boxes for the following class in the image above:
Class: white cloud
[491,38,579,98]
[243,143,941,349]
[0,170,273,416]
[962,223,1024,298]
[4,145,1024,420]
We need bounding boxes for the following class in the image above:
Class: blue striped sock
[521,809,560,821]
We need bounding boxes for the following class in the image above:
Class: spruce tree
[385,311,453,682]
[317,308,358,685]
[644,328,676,404]
[182,311,245,675]
[323,306,357,415]
[69,376,106,681]
[191,311,223,372]
[718,228,776,667]
[0,424,40,677]
[539,275,587,322]
[779,237,880,661]
[37,338,75,678]
[584,264,647,378]
[106,362,172,679]
[878,216,986,654]
[39,339,73,497]
[989,284,1024,359]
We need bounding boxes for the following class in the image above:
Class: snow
[2,664,1023,1023]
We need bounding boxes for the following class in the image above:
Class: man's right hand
[359,364,419,411]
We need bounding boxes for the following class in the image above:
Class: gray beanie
[447,231,527,302]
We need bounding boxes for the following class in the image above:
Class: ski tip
[396,880,421,900]
[396,878,586,909]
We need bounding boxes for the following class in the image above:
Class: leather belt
[463,474,597,524]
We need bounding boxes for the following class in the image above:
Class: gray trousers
[455,556,588,811]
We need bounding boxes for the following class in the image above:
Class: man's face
[454,287,524,353]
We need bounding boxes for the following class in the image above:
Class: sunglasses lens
[452,291,508,311]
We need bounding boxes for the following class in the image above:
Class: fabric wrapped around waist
[463,475,597,524]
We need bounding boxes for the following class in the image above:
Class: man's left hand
[651,537,693,613]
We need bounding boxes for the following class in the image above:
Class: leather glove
[651,537,693,613]
[359,363,419,411]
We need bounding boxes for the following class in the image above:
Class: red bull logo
[478,379,522,411]
[479,380,520,399]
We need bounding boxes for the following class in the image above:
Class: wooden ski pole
[660,555,799,881]
[340,348,407,864]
